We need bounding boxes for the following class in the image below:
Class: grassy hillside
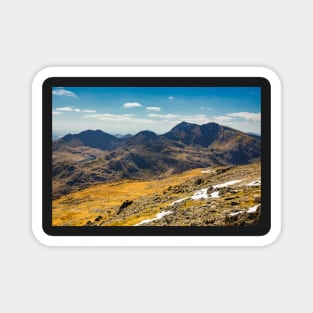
[52,163,261,227]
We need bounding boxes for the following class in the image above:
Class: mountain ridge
[52,122,261,199]
[53,122,259,149]
[53,129,127,151]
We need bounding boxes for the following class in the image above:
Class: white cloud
[227,112,261,121]
[164,114,178,119]
[146,106,161,112]
[212,115,233,123]
[122,102,142,108]
[211,112,261,123]
[52,111,63,115]
[207,112,261,134]
[70,107,97,113]
[148,113,178,119]
[168,96,174,100]
[84,113,153,125]
[84,113,135,121]
[56,106,73,111]
[147,113,211,125]
[82,109,96,113]
[52,87,77,98]
[183,115,211,124]
[56,107,96,113]
[200,106,212,110]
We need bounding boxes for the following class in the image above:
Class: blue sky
[52,86,261,137]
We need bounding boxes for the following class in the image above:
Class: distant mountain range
[53,129,127,151]
[52,122,261,199]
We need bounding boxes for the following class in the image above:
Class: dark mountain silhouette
[52,122,261,199]
[53,129,127,151]
[162,121,260,164]
[114,133,132,139]
[246,132,261,139]
[163,121,253,147]
[126,130,158,145]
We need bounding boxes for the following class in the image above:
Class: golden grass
[106,207,159,226]
[52,164,261,226]
[52,168,204,226]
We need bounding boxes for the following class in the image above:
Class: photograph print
[52,86,262,227]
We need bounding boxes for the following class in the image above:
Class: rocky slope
[52,163,261,227]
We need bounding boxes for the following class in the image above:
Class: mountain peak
[163,121,236,147]
[54,129,126,151]
[177,121,192,126]
[135,130,157,137]
[126,130,158,145]
[172,121,197,130]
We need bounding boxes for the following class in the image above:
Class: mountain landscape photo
[52,86,262,227]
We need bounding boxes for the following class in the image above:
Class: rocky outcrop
[117,200,133,214]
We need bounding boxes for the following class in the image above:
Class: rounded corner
[32,67,60,91]
[32,66,52,81]
[256,66,282,89]
[32,224,54,247]
[258,223,281,247]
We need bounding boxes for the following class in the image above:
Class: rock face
[52,122,261,199]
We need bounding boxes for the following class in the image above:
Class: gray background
[1,0,311,312]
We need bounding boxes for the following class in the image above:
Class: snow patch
[171,197,189,205]
[135,210,173,226]
[201,169,212,173]
[191,188,209,200]
[172,187,221,205]
[171,179,242,206]
[247,205,259,213]
[247,179,261,187]
[210,191,219,198]
[213,180,242,189]
[229,211,243,217]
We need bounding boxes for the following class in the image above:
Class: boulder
[117,200,133,214]
[94,215,102,222]
[194,178,203,186]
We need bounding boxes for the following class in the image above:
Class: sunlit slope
[53,163,261,227]
[52,168,203,226]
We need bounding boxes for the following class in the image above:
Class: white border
[32,67,281,246]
